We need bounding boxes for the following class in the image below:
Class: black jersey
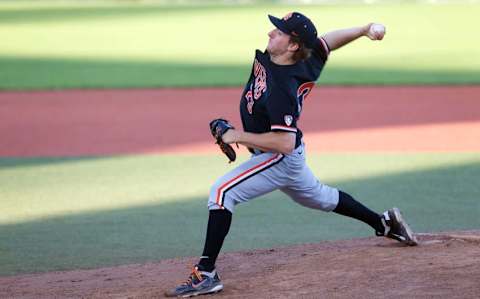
[240,37,330,151]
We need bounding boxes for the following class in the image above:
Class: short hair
[289,35,313,62]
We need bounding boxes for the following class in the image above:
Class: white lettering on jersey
[253,59,267,99]
[245,59,267,114]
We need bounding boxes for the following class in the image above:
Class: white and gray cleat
[380,207,418,246]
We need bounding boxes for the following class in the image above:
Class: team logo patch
[284,115,293,126]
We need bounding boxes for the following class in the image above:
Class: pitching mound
[2,231,479,298]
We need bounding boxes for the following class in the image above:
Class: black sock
[197,209,232,272]
[333,190,384,234]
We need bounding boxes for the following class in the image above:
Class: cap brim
[268,15,290,35]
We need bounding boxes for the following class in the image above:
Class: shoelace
[182,267,203,286]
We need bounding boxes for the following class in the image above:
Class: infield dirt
[1,231,479,298]
[1,86,480,156]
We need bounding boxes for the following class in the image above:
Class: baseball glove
[209,118,236,163]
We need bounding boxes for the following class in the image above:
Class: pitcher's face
[267,28,291,56]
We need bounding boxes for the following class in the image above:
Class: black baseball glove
[209,118,236,163]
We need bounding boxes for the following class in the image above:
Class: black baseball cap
[268,12,318,48]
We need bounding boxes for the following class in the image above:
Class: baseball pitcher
[166,12,416,298]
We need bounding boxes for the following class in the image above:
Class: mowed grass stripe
[1,153,478,224]
[1,153,479,275]
[0,3,479,89]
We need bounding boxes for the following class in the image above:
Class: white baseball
[369,23,386,40]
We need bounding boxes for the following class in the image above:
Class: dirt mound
[1,231,479,298]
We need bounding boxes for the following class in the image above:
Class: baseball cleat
[380,207,418,246]
[165,265,223,298]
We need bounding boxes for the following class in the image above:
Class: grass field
[1,153,480,275]
[1,2,480,89]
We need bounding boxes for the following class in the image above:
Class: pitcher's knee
[312,186,339,211]
[208,182,236,213]
[289,185,339,212]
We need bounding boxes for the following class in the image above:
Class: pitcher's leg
[334,193,418,245]
[282,165,417,245]
[281,165,383,232]
[280,164,339,212]
[208,152,285,213]
[199,152,286,272]
[333,190,384,234]
[198,209,232,272]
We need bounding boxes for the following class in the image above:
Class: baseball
[368,23,386,40]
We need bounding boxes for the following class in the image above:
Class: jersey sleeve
[303,37,330,81]
[313,37,330,62]
[266,88,298,133]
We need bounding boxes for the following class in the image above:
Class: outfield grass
[1,153,479,275]
[0,2,479,89]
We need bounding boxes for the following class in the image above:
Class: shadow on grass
[1,161,479,276]
[0,156,106,170]
[1,56,480,90]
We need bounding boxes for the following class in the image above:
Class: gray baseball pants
[208,143,339,213]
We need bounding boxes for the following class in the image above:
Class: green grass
[0,2,479,89]
[1,153,479,275]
